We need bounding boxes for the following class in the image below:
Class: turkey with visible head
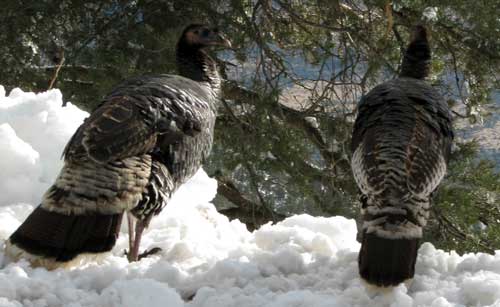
[5,24,232,267]
[350,25,454,287]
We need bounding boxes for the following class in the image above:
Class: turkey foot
[126,213,155,262]
[124,247,162,260]
[138,247,163,260]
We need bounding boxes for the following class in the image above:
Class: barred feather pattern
[132,103,216,220]
[42,156,152,215]
[62,74,218,221]
[351,78,453,240]
[131,158,174,219]
[6,25,225,267]
[110,76,218,220]
[350,25,454,286]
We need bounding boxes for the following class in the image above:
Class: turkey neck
[400,27,431,80]
[176,43,221,95]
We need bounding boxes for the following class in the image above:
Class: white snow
[1,86,500,306]
[0,86,88,206]
[423,7,439,22]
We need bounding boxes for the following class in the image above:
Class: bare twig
[48,49,65,90]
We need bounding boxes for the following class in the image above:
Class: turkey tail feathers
[358,232,419,287]
[400,25,431,79]
[6,206,122,268]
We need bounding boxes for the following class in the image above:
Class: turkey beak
[215,33,232,49]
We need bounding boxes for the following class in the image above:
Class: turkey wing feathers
[63,74,211,164]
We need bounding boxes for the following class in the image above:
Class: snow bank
[0,86,88,206]
[1,86,500,306]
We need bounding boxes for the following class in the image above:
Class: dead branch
[48,49,65,90]
[215,173,287,231]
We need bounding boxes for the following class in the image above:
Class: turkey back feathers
[350,25,453,287]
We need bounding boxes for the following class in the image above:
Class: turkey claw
[138,247,163,260]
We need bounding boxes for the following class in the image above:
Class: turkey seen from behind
[5,24,232,268]
[350,25,454,287]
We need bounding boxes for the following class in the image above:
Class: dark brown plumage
[350,25,454,287]
[6,24,231,267]
[10,208,123,262]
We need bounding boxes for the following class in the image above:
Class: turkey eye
[201,29,210,37]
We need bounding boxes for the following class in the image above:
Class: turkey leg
[126,214,162,262]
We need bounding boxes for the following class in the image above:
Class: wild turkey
[350,25,454,287]
[5,24,231,268]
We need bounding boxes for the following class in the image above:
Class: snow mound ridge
[0,86,88,206]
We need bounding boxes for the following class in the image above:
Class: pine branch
[214,173,287,231]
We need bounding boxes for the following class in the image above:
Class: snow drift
[1,86,500,307]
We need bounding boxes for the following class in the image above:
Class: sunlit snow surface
[1,86,500,307]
